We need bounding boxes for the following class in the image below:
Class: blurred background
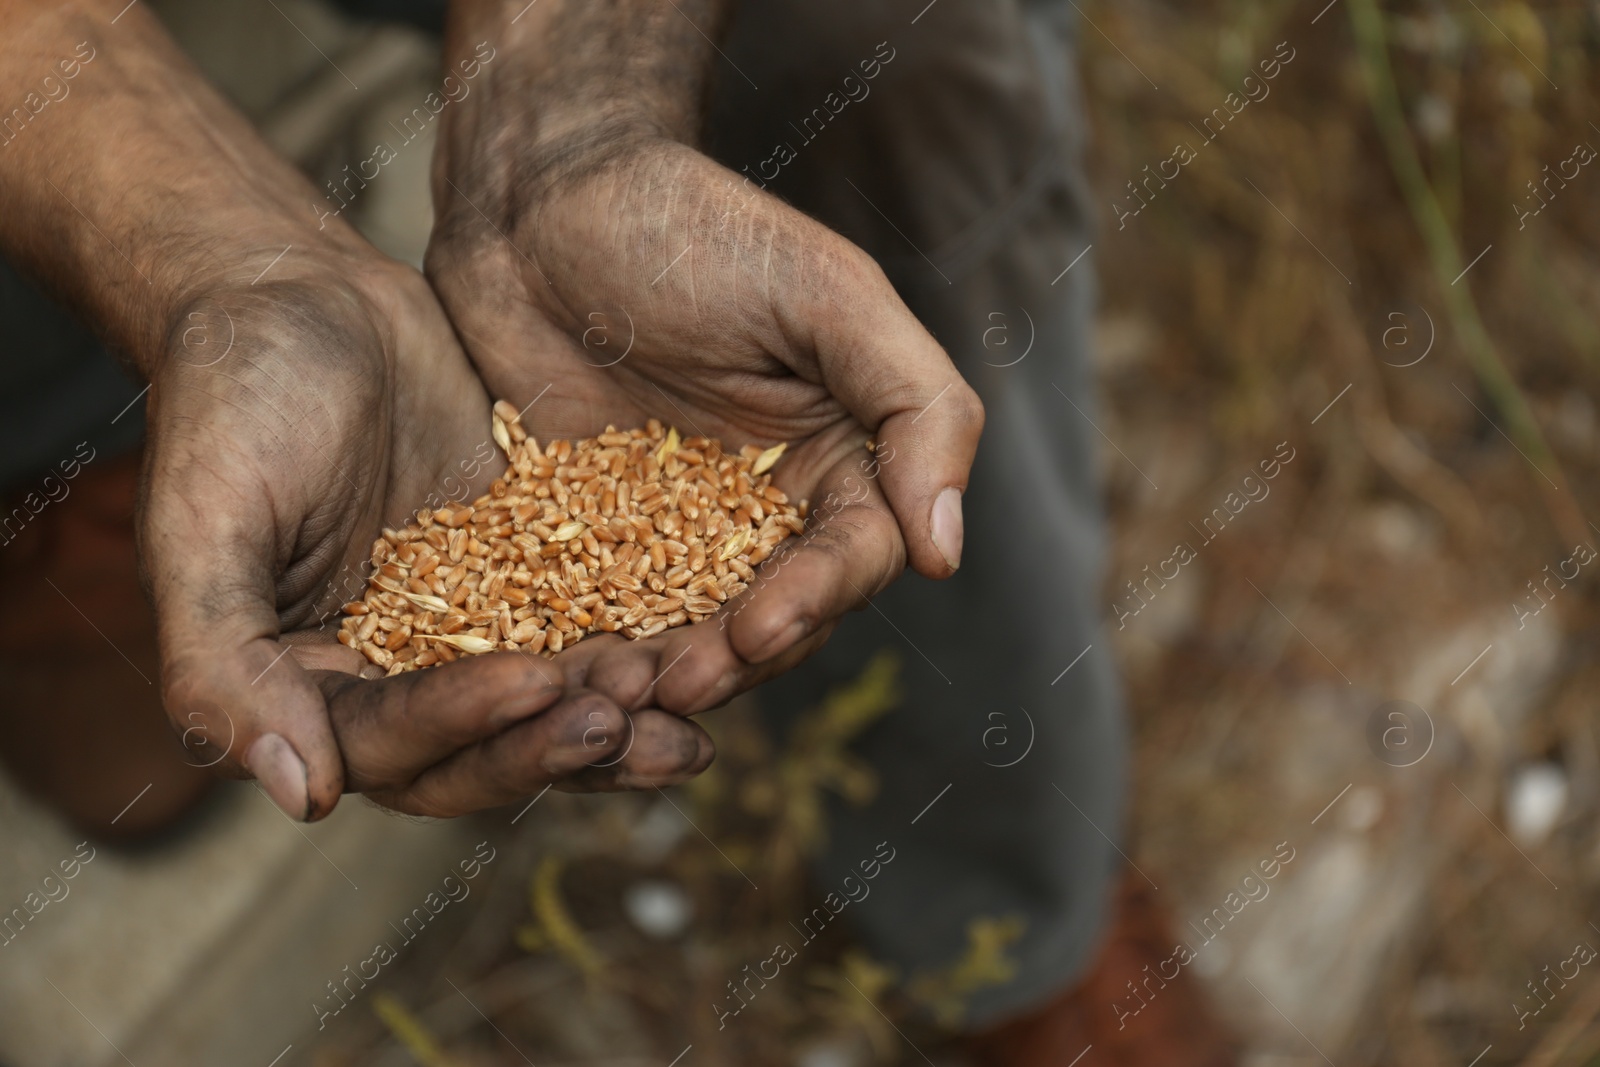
[3,0,1599,1064]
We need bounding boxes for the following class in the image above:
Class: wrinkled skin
[140,250,713,819]
[429,130,985,721]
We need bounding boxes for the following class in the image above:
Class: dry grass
[1091,1,1600,1063]
[314,654,1015,1067]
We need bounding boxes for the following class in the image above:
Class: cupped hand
[427,129,984,715]
[141,245,708,820]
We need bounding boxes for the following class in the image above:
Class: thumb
[141,459,346,821]
[781,235,984,579]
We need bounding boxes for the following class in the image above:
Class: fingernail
[245,733,310,821]
[930,487,964,571]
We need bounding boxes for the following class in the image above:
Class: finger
[371,692,711,816]
[573,446,901,714]
[286,640,366,675]
[725,447,904,665]
[579,618,836,717]
[313,649,566,793]
[142,458,344,822]
[554,709,715,792]
[778,227,985,580]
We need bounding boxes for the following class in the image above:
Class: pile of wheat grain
[338,402,806,674]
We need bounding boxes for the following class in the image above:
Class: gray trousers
[710,0,1125,1029]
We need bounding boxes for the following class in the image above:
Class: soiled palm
[428,134,983,717]
[140,252,710,819]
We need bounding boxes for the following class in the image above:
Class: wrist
[153,227,396,380]
[436,0,725,197]
[123,189,387,384]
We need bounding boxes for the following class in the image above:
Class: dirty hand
[0,0,710,821]
[143,250,711,819]
[428,1,984,716]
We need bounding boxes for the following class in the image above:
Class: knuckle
[575,699,629,753]
[830,240,891,297]
[159,665,219,729]
[947,381,987,438]
[539,691,627,771]
[160,666,257,778]
[794,227,885,305]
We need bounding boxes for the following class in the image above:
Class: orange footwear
[965,869,1241,1067]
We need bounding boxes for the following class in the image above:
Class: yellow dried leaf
[372,992,459,1067]
[906,915,1026,1028]
[530,855,607,982]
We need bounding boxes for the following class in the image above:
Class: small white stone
[624,879,692,939]
[1507,763,1567,846]
[1190,938,1230,977]
[1341,786,1383,833]
[795,1038,860,1067]
[1414,94,1454,142]
[630,799,691,863]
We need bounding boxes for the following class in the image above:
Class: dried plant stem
[1348,0,1586,545]
[371,992,460,1067]
[1518,970,1600,1067]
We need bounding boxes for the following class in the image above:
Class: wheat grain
[342,407,806,671]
